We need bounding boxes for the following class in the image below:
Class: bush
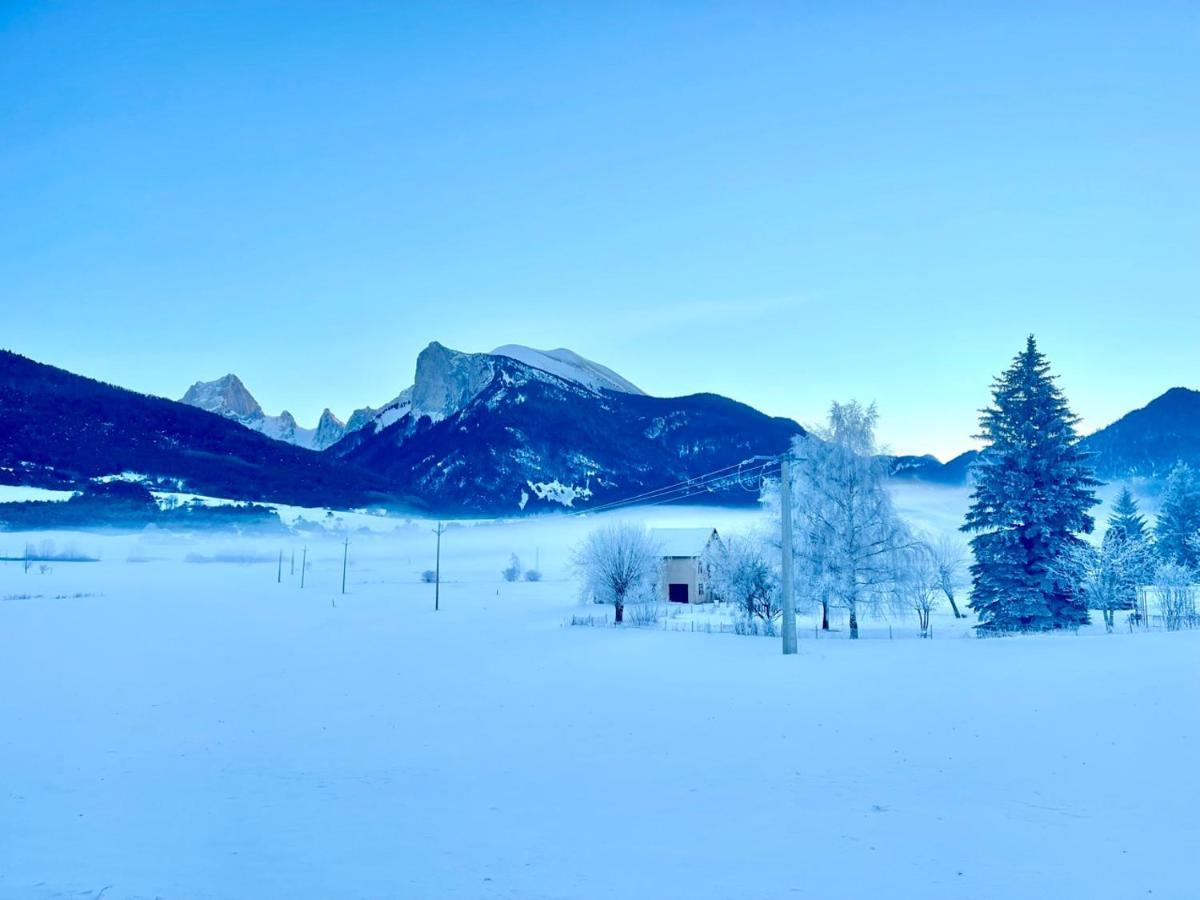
[502,553,522,582]
[421,569,437,583]
[625,602,662,626]
[524,569,542,582]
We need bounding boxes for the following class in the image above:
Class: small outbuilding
[651,527,720,604]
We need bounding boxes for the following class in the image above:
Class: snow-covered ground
[2,499,1197,899]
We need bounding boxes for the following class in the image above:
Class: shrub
[502,553,522,582]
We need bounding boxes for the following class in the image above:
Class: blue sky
[2,2,1197,459]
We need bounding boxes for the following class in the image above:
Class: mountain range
[2,343,802,514]
[177,345,651,452]
[885,386,1200,483]
[180,374,349,451]
[2,342,1198,516]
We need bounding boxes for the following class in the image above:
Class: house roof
[650,527,718,558]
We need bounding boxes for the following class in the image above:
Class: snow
[491,344,645,395]
[1,502,1196,899]
[526,479,593,508]
[364,388,413,432]
[652,526,718,556]
[0,485,75,503]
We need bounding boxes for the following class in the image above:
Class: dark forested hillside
[0,350,408,509]
[1082,388,1200,479]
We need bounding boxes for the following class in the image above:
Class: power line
[573,465,775,517]
[569,456,783,518]
[574,458,763,514]
[564,460,753,518]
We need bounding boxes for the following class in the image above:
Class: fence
[567,609,950,640]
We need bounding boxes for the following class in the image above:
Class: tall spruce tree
[962,336,1100,632]
[1155,462,1200,567]
[1108,486,1147,543]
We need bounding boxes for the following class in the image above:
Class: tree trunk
[614,601,624,624]
[947,593,964,619]
[849,609,859,639]
[1103,608,1114,633]
[821,601,830,631]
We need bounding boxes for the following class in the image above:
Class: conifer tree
[962,336,1100,632]
[1108,486,1147,543]
[1155,462,1200,567]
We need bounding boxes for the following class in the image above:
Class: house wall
[660,557,711,604]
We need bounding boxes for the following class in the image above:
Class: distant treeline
[0,481,287,533]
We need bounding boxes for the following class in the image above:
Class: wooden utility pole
[433,522,445,611]
[341,537,349,595]
[290,548,295,576]
[300,546,307,589]
[277,550,283,584]
[779,456,798,655]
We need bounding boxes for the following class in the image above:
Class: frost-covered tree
[707,533,780,626]
[502,553,522,582]
[1108,486,1147,543]
[1152,562,1196,631]
[573,523,660,624]
[1071,526,1154,632]
[930,535,968,619]
[1155,463,1200,568]
[782,401,914,639]
[894,542,940,638]
[962,336,1100,633]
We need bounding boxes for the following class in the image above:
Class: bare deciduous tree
[574,523,660,624]
[784,401,915,639]
[1153,562,1197,631]
[706,533,780,625]
[930,535,967,619]
[502,553,522,582]
[1070,526,1156,632]
[894,542,940,638]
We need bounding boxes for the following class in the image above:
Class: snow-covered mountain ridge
[330,346,803,513]
[179,344,643,451]
[490,345,644,395]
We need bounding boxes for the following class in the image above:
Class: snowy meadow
[2,491,1197,900]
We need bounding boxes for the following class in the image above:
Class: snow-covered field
[2,499,1197,899]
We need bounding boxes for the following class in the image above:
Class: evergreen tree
[1155,462,1200,567]
[962,336,1100,632]
[1108,486,1147,543]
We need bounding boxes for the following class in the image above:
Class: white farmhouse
[651,527,720,604]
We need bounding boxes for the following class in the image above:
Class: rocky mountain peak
[180,374,263,421]
[410,342,498,422]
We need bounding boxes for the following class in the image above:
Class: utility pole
[300,546,307,589]
[341,537,349,595]
[433,522,445,611]
[779,456,798,655]
[277,549,283,584]
[290,548,295,576]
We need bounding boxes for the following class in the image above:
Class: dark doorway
[669,583,690,604]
